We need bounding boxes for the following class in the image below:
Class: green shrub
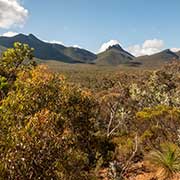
[146,143,180,180]
[0,65,114,179]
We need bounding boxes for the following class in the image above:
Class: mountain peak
[107,44,122,51]
[11,33,39,41]
[28,34,41,41]
[96,43,135,66]
[161,49,179,58]
[14,33,27,38]
[162,49,172,53]
[28,33,36,38]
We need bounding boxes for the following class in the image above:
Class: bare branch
[121,134,138,177]
[107,102,120,138]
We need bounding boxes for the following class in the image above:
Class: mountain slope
[0,34,96,63]
[136,49,179,67]
[0,45,6,54]
[176,51,180,58]
[95,44,135,66]
[62,46,96,63]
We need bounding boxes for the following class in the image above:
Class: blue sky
[0,0,180,55]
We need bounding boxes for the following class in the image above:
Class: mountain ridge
[95,44,135,66]
[0,33,179,67]
[136,49,179,67]
[0,34,97,63]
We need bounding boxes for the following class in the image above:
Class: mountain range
[0,34,96,63]
[0,33,179,67]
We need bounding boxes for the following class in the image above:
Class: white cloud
[43,39,64,45]
[2,31,18,37]
[128,39,164,57]
[142,39,164,49]
[0,0,28,29]
[171,48,180,52]
[72,45,82,49]
[98,40,121,53]
[49,40,64,45]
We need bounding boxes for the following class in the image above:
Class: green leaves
[0,63,112,179]
[0,42,35,74]
[147,143,180,179]
[0,42,36,101]
[0,76,8,90]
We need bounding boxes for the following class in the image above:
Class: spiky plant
[146,143,180,180]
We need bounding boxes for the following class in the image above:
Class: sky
[0,0,180,56]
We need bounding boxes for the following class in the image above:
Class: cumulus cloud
[128,39,164,57]
[171,48,180,52]
[0,0,28,29]
[98,40,121,53]
[2,31,18,37]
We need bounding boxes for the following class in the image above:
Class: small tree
[0,42,36,100]
[0,42,35,78]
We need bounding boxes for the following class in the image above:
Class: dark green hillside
[0,34,73,62]
[0,34,96,63]
[63,47,97,63]
[96,44,135,66]
[136,49,179,67]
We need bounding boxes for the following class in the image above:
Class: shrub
[136,105,180,149]
[0,65,114,179]
[0,42,36,100]
[146,143,180,180]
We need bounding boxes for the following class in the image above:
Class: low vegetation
[146,143,180,180]
[0,43,180,179]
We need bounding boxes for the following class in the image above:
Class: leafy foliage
[0,42,35,76]
[0,42,36,100]
[147,143,180,180]
[0,44,180,179]
[0,64,114,179]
